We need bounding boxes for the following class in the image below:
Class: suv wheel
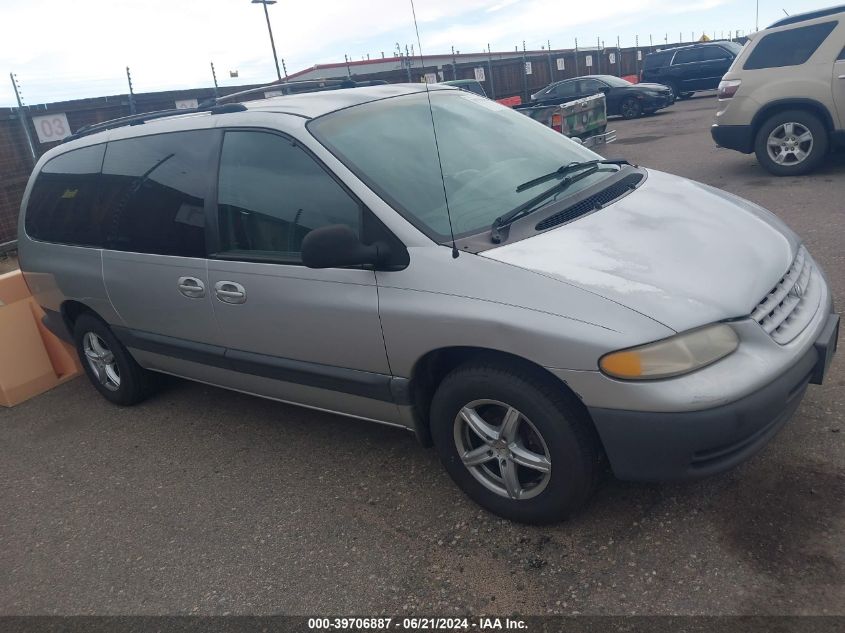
[429,360,601,524]
[74,313,159,405]
[754,110,828,176]
[620,97,642,119]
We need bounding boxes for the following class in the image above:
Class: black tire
[429,359,602,524]
[754,110,828,176]
[620,97,642,120]
[73,313,158,406]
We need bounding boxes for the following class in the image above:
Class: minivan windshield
[308,90,613,240]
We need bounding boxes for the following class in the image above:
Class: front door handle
[214,281,247,304]
[177,276,205,298]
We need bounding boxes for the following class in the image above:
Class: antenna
[409,0,459,259]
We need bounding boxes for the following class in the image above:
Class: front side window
[99,131,215,257]
[308,91,608,240]
[214,131,361,264]
[25,144,106,247]
[744,21,837,69]
[578,79,605,94]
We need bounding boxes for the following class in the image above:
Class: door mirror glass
[301,224,383,269]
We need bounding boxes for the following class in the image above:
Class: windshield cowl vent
[534,173,644,232]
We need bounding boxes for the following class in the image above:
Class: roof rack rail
[63,78,390,143]
[64,102,247,142]
[769,4,845,28]
[215,78,389,104]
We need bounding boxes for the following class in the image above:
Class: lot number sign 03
[32,113,71,144]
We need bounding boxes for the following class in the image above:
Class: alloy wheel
[453,399,552,500]
[767,122,813,166]
[83,332,121,391]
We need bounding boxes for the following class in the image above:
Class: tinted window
[578,79,605,94]
[643,51,672,70]
[215,131,361,264]
[744,21,837,69]
[838,46,845,60]
[25,144,106,246]
[552,81,578,97]
[698,46,731,61]
[99,131,214,257]
[672,48,700,64]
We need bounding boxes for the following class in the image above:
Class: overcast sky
[0,0,827,106]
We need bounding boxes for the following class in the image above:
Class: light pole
[251,0,282,81]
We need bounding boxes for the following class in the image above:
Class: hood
[634,83,672,92]
[482,169,799,332]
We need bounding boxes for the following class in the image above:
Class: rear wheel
[754,110,828,176]
[620,97,642,119]
[429,360,602,524]
[74,313,159,405]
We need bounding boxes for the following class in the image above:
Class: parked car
[530,75,673,119]
[441,79,487,97]
[19,84,838,523]
[712,6,845,175]
[641,41,742,98]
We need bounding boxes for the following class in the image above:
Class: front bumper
[711,123,754,153]
[642,94,674,111]
[588,313,838,481]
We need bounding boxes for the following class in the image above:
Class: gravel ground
[1,95,843,616]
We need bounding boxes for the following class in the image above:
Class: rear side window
[697,46,732,61]
[552,81,578,97]
[25,144,107,246]
[643,51,671,70]
[99,131,215,257]
[744,21,837,69]
[214,131,362,264]
[672,48,700,64]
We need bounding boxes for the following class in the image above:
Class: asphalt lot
[1,95,844,616]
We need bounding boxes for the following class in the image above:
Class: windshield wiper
[490,163,620,243]
[515,159,629,193]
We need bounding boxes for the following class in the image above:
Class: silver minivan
[18,85,838,523]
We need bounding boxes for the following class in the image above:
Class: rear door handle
[214,281,247,304]
[177,276,205,298]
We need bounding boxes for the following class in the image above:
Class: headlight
[599,324,739,380]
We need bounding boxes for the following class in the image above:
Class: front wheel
[620,97,642,119]
[754,110,828,176]
[429,360,602,524]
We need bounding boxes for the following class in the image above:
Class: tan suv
[712,6,845,175]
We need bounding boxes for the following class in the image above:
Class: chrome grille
[751,246,820,345]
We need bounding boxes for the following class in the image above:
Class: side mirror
[600,86,611,94]
[301,224,383,269]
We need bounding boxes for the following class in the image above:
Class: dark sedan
[530,75,674,119]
